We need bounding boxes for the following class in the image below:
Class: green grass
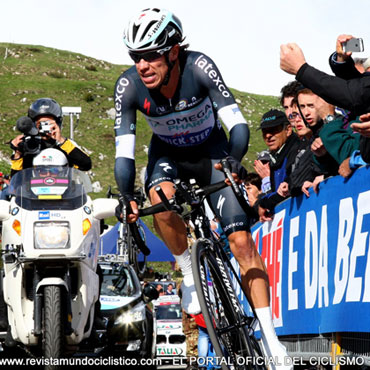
[0,43,280,228]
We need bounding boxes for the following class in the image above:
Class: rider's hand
[214,156,248,184]
[115,199,139,223]
[127,200,139,223]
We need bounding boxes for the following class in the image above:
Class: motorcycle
[0,162,118,363]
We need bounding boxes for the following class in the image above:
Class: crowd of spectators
[249,34,370,222]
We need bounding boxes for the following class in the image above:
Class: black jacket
[296,60,370,164]
[258,133,300,211]
[296,63,370,117]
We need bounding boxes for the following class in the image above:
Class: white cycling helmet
[123,8,183,52]
[33,148,68,167]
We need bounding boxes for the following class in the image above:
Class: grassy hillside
[0,43,280,211]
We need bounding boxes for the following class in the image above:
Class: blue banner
[249,165,370,335]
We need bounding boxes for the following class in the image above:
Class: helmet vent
[132,24,140,42]
[141,21,156,42]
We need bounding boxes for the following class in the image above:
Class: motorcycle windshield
[9,167,93,211]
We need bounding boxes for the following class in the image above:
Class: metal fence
[279,332,370,367]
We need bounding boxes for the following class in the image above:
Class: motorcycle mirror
[0,200,10,221]
[92,198,119,220]
[142,283,160,303]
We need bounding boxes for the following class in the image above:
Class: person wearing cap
[255,109,300,221]
[114,9,291,367]
[9,98,91,176]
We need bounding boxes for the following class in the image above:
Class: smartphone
[342,38,364,53]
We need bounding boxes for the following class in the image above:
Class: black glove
[115,203,124,223]
[224,156,248,180]
[115,194,136,223]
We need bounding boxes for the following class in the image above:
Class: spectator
[353,57,370,73]
[329,34,370,79]
[0,172,6,198]
[280,42,370,115]
[297,87,361,192]
[280,80,303,127]
[278,100,317,198]
[191,313,220,370]
[156,284,164,295]
[254,150,271,194]
[280,40,370,164]
[244,172,262,207]
[166,283,175,295]
[255,109,300,222]
[339,112,370,177]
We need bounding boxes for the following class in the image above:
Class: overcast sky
[1,0,369,96]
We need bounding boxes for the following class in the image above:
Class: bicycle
[136,159,266,370]
[106,187,149,278]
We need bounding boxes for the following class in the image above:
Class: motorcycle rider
[9,97,91,177]
[1,99,94,336]
[114,8,290,367]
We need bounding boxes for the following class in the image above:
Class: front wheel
[192,239,265,370]
[44,285,64,369]
[128,223,147,279]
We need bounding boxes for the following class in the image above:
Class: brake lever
[220,158,242,196]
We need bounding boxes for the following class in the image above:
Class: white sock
[174,249,200,314]
[174,249,192,277]
[255,306,292,370]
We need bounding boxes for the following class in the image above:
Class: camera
[39,120,52,134]
[15,116,42,155]
[342,38,364,53]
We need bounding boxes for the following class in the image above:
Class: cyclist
[114,8,290,367]
[9,98,91,176]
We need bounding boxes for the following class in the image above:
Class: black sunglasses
[129,47,172,63]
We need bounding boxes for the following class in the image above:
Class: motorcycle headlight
[114,306,145,326]
[34,222,70,249]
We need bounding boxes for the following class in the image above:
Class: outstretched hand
[280,43,307,75]
[336,34,354,62]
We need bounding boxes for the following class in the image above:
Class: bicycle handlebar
[107,157,254,256]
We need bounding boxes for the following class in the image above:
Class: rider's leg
[228,231,292,370]
[149,181,200,314]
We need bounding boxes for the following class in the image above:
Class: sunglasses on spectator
[129,46,172,63]
[288,112,300,120]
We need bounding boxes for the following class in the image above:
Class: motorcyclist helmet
[123,8,183,54]
[33,148,69,177]
[28,98,63,127]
